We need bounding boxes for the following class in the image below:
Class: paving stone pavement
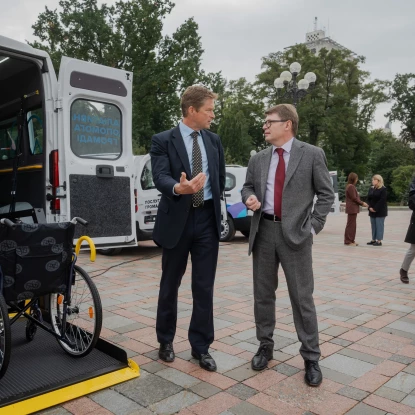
[37,211,415,415]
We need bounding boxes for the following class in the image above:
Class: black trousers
[156,201,219,354]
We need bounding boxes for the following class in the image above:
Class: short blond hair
[181,85,218,117]
[372,174,384,188]
[265,104,299,136]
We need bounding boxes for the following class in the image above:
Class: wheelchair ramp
[0,321,139,414]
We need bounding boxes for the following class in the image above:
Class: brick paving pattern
[37,211,415,415]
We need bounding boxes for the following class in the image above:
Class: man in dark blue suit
[150,85,226,371]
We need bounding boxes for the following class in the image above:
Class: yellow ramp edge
[0,359,140,415]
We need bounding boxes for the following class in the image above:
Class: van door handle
[96,165,114,178]
[225,193,231,197]
[158,194,162,196]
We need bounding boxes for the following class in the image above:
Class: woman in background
[367,174,387,246]
[344,172,368,246]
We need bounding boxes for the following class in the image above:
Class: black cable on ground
[87,253,162,278]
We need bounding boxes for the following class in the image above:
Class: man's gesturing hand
[174,172,206,195]
[245,195,261,211]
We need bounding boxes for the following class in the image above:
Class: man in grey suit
[242,104,334,387]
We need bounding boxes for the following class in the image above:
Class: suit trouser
[402,244,415,272]
[156,202,219,354]
[344,213,357,244]
[252,218,320,361]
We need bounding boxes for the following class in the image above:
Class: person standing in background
[344,172,368,246]
[367,174,387,246]
[400,175,415,283]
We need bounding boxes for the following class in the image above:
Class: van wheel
[97,248,123,256]
[241,230,250,238]
[220,218,236,242]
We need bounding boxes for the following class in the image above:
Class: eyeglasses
[263,120,288,128]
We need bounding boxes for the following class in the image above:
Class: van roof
[0,35,49,59]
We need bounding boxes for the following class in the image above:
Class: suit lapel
[260,146,273,205]
[284,138,304,189]
[201,130,216,182]
[172,125,192,178]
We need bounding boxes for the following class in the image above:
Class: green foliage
[386,73,415,143]
[256,45,388,175]
[356,174,372,202]
[30,0,204,151]
[391,166,415,205]
[218,108,252,166]
[337,171,347,202]
[367,129,415,201]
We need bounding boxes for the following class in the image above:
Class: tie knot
[276,148,284,157]
[191,131,199,140]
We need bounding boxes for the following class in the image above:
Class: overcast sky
[1,0,414,134]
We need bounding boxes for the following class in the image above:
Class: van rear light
[134,189,138,212]
[49,150,60,214]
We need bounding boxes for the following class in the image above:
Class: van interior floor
[0,320,139,414]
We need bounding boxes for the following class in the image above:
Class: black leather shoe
[304,360,322,387]
[251,345,273,371]
[373,241,382,246]
[159,343,175,362]
[400,268,409,284]
[191,350,217,371]
[367,240,375,245]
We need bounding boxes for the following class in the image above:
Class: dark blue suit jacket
[150,125,226,249]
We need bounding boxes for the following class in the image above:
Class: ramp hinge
[54,99,63,112]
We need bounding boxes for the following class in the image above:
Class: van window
[225,173,236,191]
[27,109,43,155]
[0,116,18,161]
[70,99,122,160]
[141,159,156,190]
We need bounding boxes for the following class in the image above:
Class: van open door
[56,57,136,248]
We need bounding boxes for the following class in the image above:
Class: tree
[367,129,415,201]
[256,45,388,175]
[386,73,415,143]
[391,166,415,205]
[30,0,205,152]
[218,109,252,166]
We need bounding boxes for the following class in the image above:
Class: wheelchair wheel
[0,294,11,379]
[49,265,102,357]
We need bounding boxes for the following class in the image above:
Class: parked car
[220,165,252,242]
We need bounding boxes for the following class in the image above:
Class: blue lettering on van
[72,113,121,147]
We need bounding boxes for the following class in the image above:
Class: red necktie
[274,148,285,218]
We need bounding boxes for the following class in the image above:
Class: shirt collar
[179,121,200,138]
[273,137,294,154]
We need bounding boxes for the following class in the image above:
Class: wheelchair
[0,217,103,379]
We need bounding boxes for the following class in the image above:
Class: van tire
[241,230,250,238]
[97,248,123,256]
[220,218,236,242]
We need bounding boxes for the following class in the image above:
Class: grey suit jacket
[241,138,335,254]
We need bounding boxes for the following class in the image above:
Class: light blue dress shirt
[174,121,212,200]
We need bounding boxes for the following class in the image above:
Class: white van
[134,154,161,241]
[221,165,252,241]
[0,36,136,249]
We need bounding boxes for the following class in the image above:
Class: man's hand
[245,195,261,211]
[362,202,368,208]
[174,172,206,195]
[369,207,375,213]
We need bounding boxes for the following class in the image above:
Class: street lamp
[274,62,316,107]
